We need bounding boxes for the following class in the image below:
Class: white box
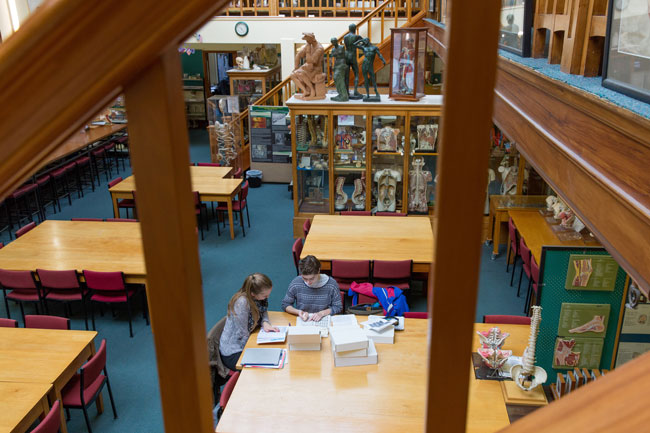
[364,325,394,344]
[290,343,322,351]
[329,326,369,353]
[287,327,321,345]
[335,346,368,357]
[333,340,378,367]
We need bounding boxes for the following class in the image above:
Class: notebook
[256,326,289,344]
[240,348,284,366]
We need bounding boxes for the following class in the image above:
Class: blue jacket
[372,286,410,317]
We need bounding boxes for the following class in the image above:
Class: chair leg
[246,204,250,228]
[81,405,93,433]
[524,278,533,314]
[509,255,518,286]
[517,266,524,297]
[505,245,511,273]
[105,376,118,418]
[126,299,133,338]
[65,408,71,421]
[240,210,245,237]
[82,297,89,330]
[141,290,149,325]
[91,301,96,331]
[3,293,11,319]
[19,302,25,325]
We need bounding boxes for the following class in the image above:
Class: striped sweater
[281,275,342,315]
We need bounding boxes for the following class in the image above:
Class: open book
[297,314,331,336]
[256,326,288,344]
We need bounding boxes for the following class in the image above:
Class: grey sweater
[281,275,343,315]
[219,295,270,356]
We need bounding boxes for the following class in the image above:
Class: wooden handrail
[223,0,419,18]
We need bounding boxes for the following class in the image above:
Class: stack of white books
[362,316,398,344]
[287,327,321,351]
[329,325,377,367]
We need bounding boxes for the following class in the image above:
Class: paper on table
[297,315,331,336]
[256,326,288,344]
[330,314,358,327]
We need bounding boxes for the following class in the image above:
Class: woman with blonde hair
[220,273,279,370]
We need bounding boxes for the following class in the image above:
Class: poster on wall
[250,106,291,163]
[616,342,650,367]
[558,303,610,338]
[621,304,650,334]
[553,337,604,369]
[565,254,619,291]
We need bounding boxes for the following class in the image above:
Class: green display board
[552,336,604,369]
[537,247,627,377]
[557,303,610,338]
[565,254,619,291]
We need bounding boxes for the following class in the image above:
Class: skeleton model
[210,100,240,166]
[351,174,366,210]
[498,155,518,195]
[374,169,402,212]
[408,158,432,213]
[510,306,547,391]
[416,124,438,151]
[375,126,400,152]
[476,327,512,373]
[334,176,348,210]
[296,116,308,147]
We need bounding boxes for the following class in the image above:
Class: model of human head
[546,195,558,211]
[235,56,244,69]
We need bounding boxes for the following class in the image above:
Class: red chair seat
[117,199,135,208]
[61,373,106,407]
[64,162,77,171]
[90,290,135,303]
[36,175,51,186]
[215,200,247,212]
[52,167,67,178]
[10,183,38,198]
[337,281,352,292]
[6,289,40,301]
[46,290,87,301]
[76,156,91,165]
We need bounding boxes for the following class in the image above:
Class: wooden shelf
[334,166,366,172]
[297,148,328,154]
[373,151,403,156]
[334,149,355,153]
[413,152,439,156]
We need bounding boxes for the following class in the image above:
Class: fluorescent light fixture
[8,0,20,31]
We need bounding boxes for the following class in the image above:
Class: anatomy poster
[558,303,610,338]
[565,254,619,291]
[616,342,650,367]
[553,337,604,369]
[618,0,650,59]
[621,304,650,334]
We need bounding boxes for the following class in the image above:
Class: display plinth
[500,380,548,406]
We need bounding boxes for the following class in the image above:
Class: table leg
[492,214,501,258]
[110,192,119,218]
[54,388,70,433]
[228,200,235,239]
[89,340,105,414]
[487,212,495,245]
[38,395,50,421]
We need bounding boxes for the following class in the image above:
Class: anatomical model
[416,124,437,151]
[296,116,307,146]
[351,175,366,210]
[476,327,511,373]
[572,258,593,287]
[408,157,432,213]
[510,306,547,391]
[569,315,605,334]
[477,327,510,349]
[498,156,518,195]
[335,176,348,210]
[374,168,402,212]
[210,99,240,166]
[375,126,400,152]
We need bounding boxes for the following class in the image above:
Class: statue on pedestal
[354,37,386,102]
[330,38,349,102]
[343,24,364,100]
[291,33,326,100]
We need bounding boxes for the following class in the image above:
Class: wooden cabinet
[288,95,442,236]
[227,65,281,107]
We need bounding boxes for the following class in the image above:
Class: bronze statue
[355,37,386,102]
[343,24,364,100]
[330,38,349,102]
[291,33,326,100]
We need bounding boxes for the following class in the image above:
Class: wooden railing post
[425,0,501,430]
[124,47,214,433]
[270,0,279,15]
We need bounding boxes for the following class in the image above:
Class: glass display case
[295,113,330,214]
[408,114,439,214]
[228,65,281,108]
[333,113,367,211]
[371,115,406,213]
[389,28,428,101]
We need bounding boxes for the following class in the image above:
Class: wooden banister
[0,0,231,201]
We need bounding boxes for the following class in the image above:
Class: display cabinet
[389,28,428,101]
[288,95,443,237]
[227,65,281,108]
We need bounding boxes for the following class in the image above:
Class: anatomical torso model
[374,168,402,212]
[408,157,432,213]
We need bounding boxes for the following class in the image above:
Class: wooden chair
[32,400,62,433]
[216,371,241,419]
[332,260,371,308]
[25,314,71,330]
[0,317,18,327]
[37,268,88,329]
[0,269,44,324]
[483,315,531,325]
[372,260,412,290]
[517,238,532,297]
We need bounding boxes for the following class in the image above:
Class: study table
[217,312,530,433]
[0,328,99,433]
[509,210,600,264]
[487,195,547,259]
[301,215,434,272]
[0,220,146,284]
[108,166,243,239]
[0,382,52,433]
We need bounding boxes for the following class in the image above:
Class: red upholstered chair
[25,314,71,330]
[302,218,311,238]
[292,238,303,276]
[0,317,18,327]
[92,146,113,183]
[372,260,412,290]
[0,269,43,324]
[404,312,428,319]
[71,218,103,221]
[83,270,144,338]
[332,260,371,308]
[216,370,240,418]
[15,221,36,238]
[105,218,137,222]
[32,400,62,433]
[375,212,407,216]
[37,269,88,329]
[107,178,136,219]
[517,238,532,297]
[483,315,531,325]
[341,211,371,216]
[62,339,117,432]
[233,168,243,179]
[194,191,210,240]
[0,242,3,249]
[197,162,221,167]
[525,257,540,315]
[506,218,520,286]
[216,181,250,237]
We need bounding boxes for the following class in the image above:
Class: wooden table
[301,215,434,272]
[487,195,547,259]
[109,166,243,239]
[509,210,600,264]
[0,328,99,433]
[0,220,146,284]
[0,382,52,433]
[217,312,530,433]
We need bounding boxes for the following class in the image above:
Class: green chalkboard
[565,254,619,291]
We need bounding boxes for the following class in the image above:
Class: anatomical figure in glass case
[374,168,402,212]
[416,124,438,152]
[408,157,432,213]
[375,126,400,152]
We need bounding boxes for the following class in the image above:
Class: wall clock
[235,22,249,37]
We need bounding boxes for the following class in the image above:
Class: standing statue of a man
[330,38,349,102]
[343,23,363,99]
[355,37,386,102]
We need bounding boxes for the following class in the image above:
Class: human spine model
[510,306,547,391]
[408,157,432,213]
[351,176,366,210]
[335,177,348,210]
[296,116,307,146]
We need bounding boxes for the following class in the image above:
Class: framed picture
[602,0,650,103]
[497,0,534,57]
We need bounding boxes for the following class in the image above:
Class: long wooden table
[108,166,243,239]
[0,382,52,433]
[509,210,600,264]
[0,220,146,284]
[0,328,99,433]
[217,312,530,433]
[487,195,547,258]
[301,215,434,272]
